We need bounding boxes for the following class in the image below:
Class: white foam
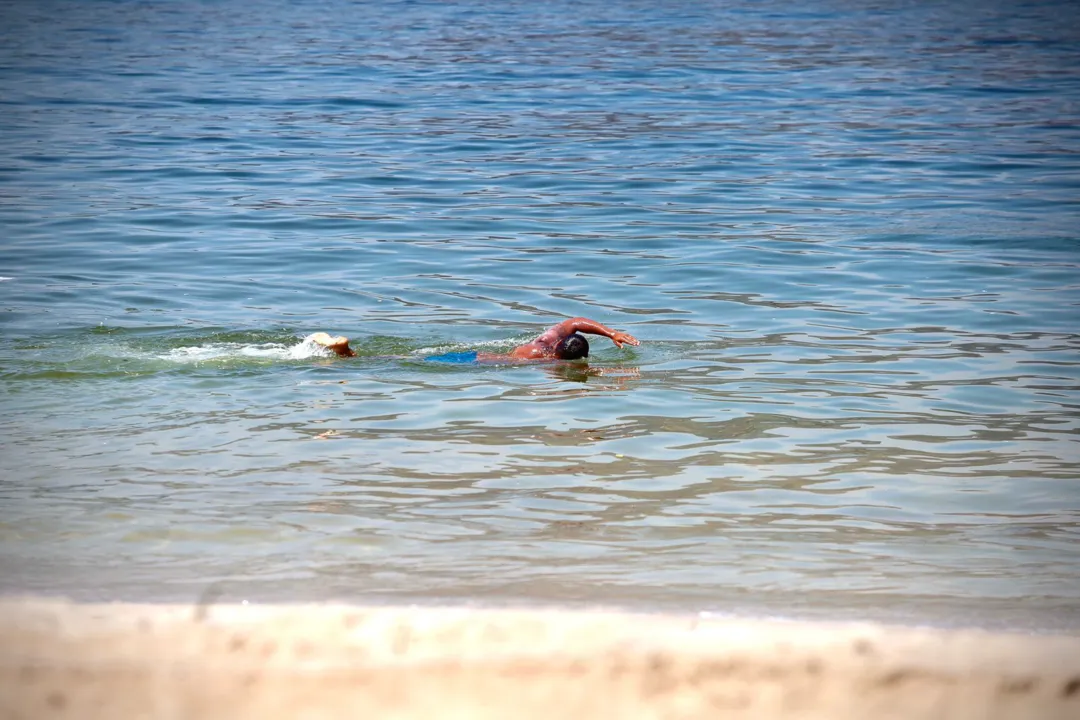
[0,276,12,282]
[157,338,332,363]
[289,337,335,360]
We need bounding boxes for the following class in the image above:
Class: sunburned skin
[494,317,639,361]
[307,317,640,361]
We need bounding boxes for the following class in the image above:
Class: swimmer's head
[555,333,589,360]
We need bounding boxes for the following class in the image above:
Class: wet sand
[2,598,1079,719]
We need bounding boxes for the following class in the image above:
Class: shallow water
[2,0,1079,630]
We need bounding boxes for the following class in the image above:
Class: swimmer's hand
[610,331,640,348]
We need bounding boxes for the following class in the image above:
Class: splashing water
[159,337,334,363]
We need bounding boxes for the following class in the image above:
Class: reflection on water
[1,0,1079,629]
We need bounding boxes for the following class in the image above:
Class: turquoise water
[2,0,1079,629]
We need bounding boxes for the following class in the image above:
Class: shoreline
[3,598,1079,719]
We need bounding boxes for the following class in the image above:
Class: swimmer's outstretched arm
[503,317,641,361]
[307,332,356,357]
[546,317,641,348]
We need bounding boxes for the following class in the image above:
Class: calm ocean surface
[2,0,1079,630]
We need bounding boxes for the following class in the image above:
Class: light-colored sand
[2,598,1078,719]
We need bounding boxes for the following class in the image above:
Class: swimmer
[306,317,640,362]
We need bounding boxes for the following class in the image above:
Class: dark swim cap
[555,333,589,360]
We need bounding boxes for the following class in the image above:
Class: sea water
[1,0,1079,630]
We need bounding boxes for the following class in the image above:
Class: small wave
[0,276,12,282]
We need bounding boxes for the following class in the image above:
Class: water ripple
[1,0,1079,628]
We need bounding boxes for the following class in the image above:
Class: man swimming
[306,316,640,362]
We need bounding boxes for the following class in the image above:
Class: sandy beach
[2,598,1078,719]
